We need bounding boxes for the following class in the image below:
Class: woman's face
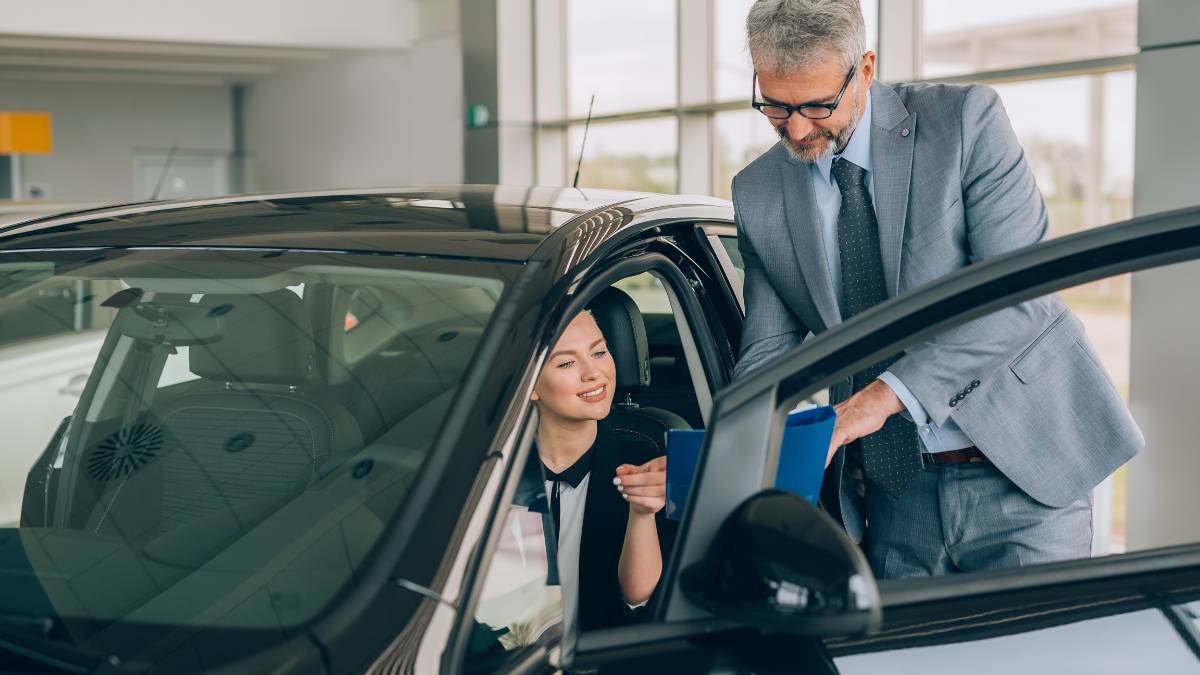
[532,312,616,423]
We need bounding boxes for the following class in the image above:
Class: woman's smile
[577,384,607,401]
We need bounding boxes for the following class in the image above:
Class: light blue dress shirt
[809,91,973,453]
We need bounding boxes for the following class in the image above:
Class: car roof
[0,185,732,263]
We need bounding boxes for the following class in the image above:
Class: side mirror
[680,489,881,638]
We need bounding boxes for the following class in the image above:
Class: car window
[643,226,1200,673]
[461,451,564,673]
[613,271,708,427]
[1,248,512,671]
[835,606,1200,674]
[466,266,720,672]
[716,234,744,284]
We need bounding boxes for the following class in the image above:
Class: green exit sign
[467,104,491,129]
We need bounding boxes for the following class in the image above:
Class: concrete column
[497,0,535,185]
[461,0,500,184]
[678,0,714,196]
[533,0,567,186]
[877,0,919,82]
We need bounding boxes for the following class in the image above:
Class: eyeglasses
[751,66,856,120]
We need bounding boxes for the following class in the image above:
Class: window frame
[640,206,1200,649]
[446,245,735,673]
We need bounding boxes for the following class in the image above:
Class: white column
[877,0,920,82]
[497,0,535,185]
[678,0,714,196]
[533,0,568,185]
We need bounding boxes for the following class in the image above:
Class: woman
[530,309,672,634]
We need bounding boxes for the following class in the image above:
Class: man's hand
[826,379,905,467]
[615,456,667,516]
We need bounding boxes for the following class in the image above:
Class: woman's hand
[614,456,667,516]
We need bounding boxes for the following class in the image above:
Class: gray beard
[778,100,865,164]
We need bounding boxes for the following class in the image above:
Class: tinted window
[1,248,512,671]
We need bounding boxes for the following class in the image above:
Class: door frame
[658,205,1200,625]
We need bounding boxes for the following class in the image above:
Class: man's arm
[885,84,1053,425]
[732,179,810,379]
[828,85,1054,450]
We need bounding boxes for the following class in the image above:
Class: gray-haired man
[731,0,1143,577]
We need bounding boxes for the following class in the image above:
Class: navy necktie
[831,157,923,497]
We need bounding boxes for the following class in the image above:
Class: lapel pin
[901,128,910,137]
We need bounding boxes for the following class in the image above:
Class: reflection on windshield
[0,249,509,670]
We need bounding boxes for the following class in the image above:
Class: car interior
[466,269,716,670]
[10,255,505,665]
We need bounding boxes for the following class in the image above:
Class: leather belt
[921,446,989,466]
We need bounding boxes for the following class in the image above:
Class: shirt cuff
[877,371,930,426]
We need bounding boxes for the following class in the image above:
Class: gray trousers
[864,461,1094,578]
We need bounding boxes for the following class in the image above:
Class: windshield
[0,248,512,670]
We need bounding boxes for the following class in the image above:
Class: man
[732,0,1143,577]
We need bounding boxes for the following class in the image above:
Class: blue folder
[664,405,836,520]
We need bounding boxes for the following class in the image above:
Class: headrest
[587,287,650,389]
[189,289,317,386]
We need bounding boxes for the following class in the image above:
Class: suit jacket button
[972,380,981,387]
[949,399,958,407]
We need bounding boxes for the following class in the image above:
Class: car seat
[85,288,363,543]
[587,287,691,452]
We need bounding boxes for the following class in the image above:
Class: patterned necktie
[831,157,923,497]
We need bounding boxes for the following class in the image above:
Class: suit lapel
[869,81,916,298]
[780,159,842,328]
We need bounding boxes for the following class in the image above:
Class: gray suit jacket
[731,80,1143,542]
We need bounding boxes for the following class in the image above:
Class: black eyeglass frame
[751,65,857,121]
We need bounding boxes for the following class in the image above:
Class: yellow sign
[0,112,52,154]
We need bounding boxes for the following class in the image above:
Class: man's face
[757,51,875,163]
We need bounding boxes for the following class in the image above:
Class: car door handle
[58,372,89,397]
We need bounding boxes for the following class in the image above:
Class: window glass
[989,72,1136,546]
[836,608,1198,673]
[568,117,679,193]
[781,260,1185,577]
[992,72,1135,240]
[612,273,706,428]
[0,272,117,350]
[716,0,879,103]
[464,497,563,673]
[0,248,512,670]
[714,109,780,199]
[567,0,676,117]
[717,235,745,285]
[921,0,1137,78]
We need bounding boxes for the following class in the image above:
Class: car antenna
[149,143,179,201]
[571,95,596,189]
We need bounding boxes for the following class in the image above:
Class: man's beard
[777,98,865,163]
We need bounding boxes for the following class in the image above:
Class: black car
[0,186,1197,674]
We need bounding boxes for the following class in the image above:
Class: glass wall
[543,1,879,194]
[567,117,679,193]
[566,0,677,117]
[533,0,1142,554]
[922,0,1137,77]
[714,109,778,200]
[921,4,1138,553]
[716,0,878,102]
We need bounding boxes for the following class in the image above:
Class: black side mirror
[680,489,880,637]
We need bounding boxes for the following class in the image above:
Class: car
[0,186,1197,674]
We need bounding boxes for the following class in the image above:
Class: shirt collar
[540,437,597,488]
[815,89,873,184]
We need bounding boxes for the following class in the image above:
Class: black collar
[540,443,594,488]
